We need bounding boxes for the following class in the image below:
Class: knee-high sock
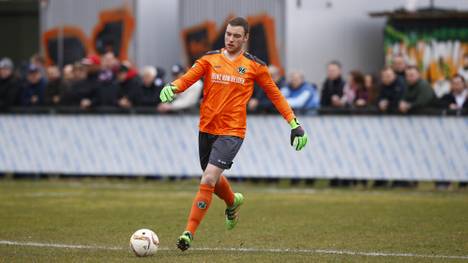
[185,184,214,235]
[214,175,235,207]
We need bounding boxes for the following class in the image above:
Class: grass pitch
[0,178,467,262]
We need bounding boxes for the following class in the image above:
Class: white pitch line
[0,240,123,251]
[0,240,467,260]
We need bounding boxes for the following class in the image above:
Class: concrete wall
[135,0,180,75]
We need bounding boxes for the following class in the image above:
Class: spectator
[280,71,319,112]
[116,62,142,109]
[337,70,365,107]
[21,64,46,106]
[99,51,118,82]
[157,64,202,113]
[399,66,435,114]
[97,52,119,107]
[62,64,75,85]
[30,53,47,82]
[364,73,379,106]
[392,54,407,87]
[248,65,286,113]
[320,61,345,107]
[44,65,67,106]
[73,62,87,82]
[457,53,468,81]
[437,74,468,110]
[432,58,451,99]
[0,57,21,110]
[377,67,405,112]
[64,55,100,109]
[155,66,166,84]
[139,66,163,106]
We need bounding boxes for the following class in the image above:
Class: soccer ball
[129,229,159,257]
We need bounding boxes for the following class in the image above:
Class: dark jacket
[21,78,46,106]
[117,70,143,106]
[377,78,405,111]
[140,79,164,106]
[96,71,118,107]
[402,79,435,109]
[63,73,99,106]
[436,93,468,109]
[45,78,68,105]
[395,70,407,90]
[0,74,21,110]
[320,77,345,107]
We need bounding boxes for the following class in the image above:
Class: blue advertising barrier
[0,115,466,181]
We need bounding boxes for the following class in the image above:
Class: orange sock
[214,175,235,207]
[185,184,214,235]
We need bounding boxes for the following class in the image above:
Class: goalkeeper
[159,17,308,251]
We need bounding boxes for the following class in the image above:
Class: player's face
[225,24,248,54]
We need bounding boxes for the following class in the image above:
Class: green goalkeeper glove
[289,118,308,151]
[160,84,178,103]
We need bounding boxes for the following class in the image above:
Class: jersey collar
[221,48,244,64]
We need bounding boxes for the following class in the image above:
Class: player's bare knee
[201,164,223,186]
[200,174,217,186]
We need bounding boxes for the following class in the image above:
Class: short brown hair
[381,66,394,73]
[405,65,420,72]
[452,74,465,84]
[328,60,342,68]
[228,17,249,35]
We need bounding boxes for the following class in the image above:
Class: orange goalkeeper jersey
[173,49,295,138]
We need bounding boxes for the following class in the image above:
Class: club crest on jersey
[197,201,207,209]
[238,66,247,75]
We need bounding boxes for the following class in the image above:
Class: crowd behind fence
[1,52,468,115]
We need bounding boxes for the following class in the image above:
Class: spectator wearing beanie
[21,64,46,106]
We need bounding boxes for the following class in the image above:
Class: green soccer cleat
[225,193,244,230]
[176,231,193,251]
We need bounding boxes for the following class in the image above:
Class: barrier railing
[0,110,466,181]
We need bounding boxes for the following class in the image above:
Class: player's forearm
[172,61,206,93]
[261,84,295,122]
[267,91,296,122]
